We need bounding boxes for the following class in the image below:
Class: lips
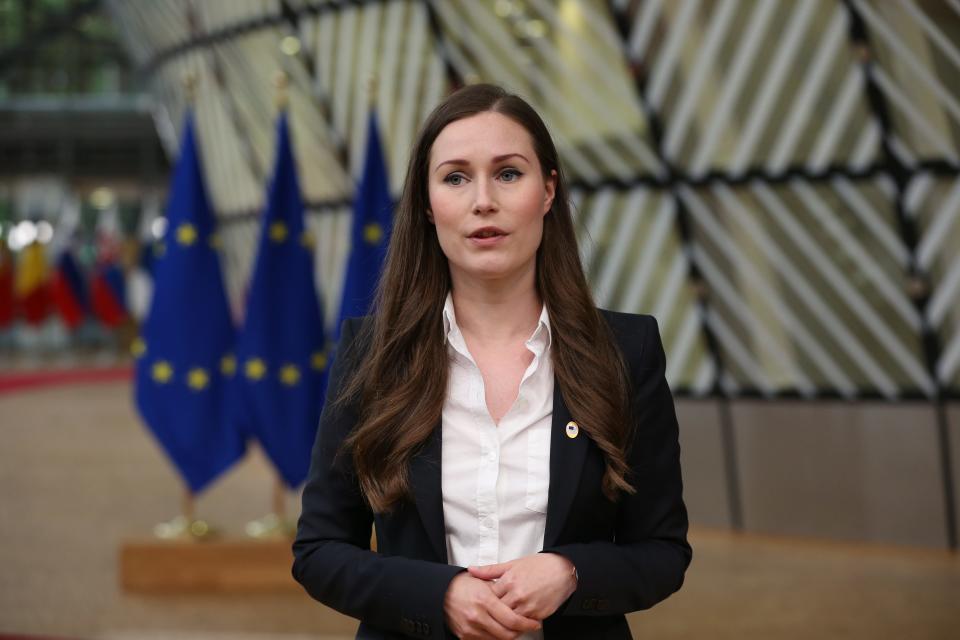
[468,226,508,239]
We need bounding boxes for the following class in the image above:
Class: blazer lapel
[543,381,589,548]
[409,384,589,560]
[408,421,448,563]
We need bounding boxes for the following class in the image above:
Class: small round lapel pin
[565,421,579,439]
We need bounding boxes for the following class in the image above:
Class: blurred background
[2,0,960,638]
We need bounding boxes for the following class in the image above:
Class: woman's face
[427,111,556,286]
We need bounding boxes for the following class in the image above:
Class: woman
[293,83,690,640]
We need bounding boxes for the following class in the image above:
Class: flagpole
[271,69,292,538]
[145,70,228,543]
[184,70,197,106]
[272,476,287,523]
[182,487,195,523]
[367,72,377,108]
[152,485,215,540]
[274,70,288,112]
[179,71,197,541]
[244,70,297,541]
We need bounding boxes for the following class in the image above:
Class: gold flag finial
[183,70,198,104]
[274,70,289,111]
[367,73,378,108]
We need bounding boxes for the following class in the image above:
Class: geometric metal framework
[106,0,960,401]
[106,0,960,546]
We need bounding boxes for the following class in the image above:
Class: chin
[458,258,529,282]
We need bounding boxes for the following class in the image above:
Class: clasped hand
[443,553,577,640]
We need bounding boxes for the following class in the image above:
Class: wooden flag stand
[119,485,299,594]
[119,536,298,593]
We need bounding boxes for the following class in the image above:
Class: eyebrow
[433,153,530,173]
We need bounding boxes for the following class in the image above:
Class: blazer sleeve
[292,318,464,639]
[542,314,692,616]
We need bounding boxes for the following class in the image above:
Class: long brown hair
[338,83,633,513]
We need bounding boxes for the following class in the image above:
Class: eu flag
[337,111,392,331]
[134,112,246,494]
[234,112,327,489]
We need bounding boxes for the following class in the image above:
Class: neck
[449,265,541,343]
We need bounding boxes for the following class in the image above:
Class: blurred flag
[90,202,129,328]
[127,207,164,323]
[90,261,127,328]
[134,112,245,494]
[15,240,51,326]
[51,249,88,330]
[337,111,392,332]
[234,112,327,489]
[126,240,155,323]
[0,243,14,329]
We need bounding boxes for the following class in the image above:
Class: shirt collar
[442,292,552,353]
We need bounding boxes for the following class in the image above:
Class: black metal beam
[605,0,744,530]
[841,0,957,550]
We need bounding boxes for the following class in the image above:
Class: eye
[443,172,466,186]
[499,168,522,182]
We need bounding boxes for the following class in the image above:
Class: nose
[472,176,497,214]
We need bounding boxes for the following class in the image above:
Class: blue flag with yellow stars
[133,112,246,494]
[337,110,392,333]
[234,112,328,489]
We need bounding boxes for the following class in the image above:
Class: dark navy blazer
[292,310,691,639]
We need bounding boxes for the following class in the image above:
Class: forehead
[430,111,536,165]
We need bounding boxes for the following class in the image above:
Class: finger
[487,596,541,634]
[469,611,519,640]
[481,616,520,640]
[489,580,508,599]
[468,561,511,580]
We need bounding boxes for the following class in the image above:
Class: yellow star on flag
[245,357,267,380]
[130,337,146,358]
[269,221,288,243]
[187,367,209,391]
[279,364,301,386]
[220,354,237,376]
[310,351,328,371]
[363,222,383,246]
[152,361,174,384]
[176,223,198,246]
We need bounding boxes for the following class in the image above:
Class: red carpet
[0,636,79,639]
[0,366,132,395]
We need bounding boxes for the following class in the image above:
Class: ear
[542,169,557,215]
[426,208,435,224]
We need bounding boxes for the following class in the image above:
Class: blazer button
[580,597,596,611]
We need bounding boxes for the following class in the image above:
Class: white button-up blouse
[440,293,553,639]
